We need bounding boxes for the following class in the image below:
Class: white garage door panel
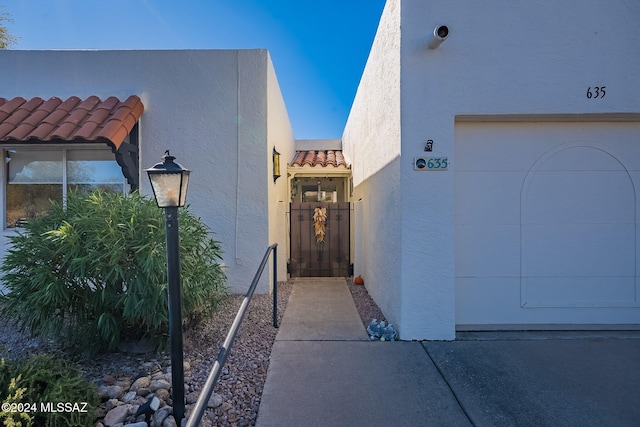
[456,224,520,277]
[455,122,640,328]
[522,224,635,276]
[524,171,635,223]
[523,276,637,307]
[455,171,523,224]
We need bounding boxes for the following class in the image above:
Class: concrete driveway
[257,279,640,426]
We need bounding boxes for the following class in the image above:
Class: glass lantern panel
[149,173,183,207]
[179,171,190,207]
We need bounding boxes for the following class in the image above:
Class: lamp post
[145,150,190,424]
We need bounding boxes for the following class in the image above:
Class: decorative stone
[103,404,132,427]
[124,423,148,427]
[123,391,137,404]
[150,379,171,392]
[152,372,166,380]
[150,396,162,411]
[208,393,223,409]
[107,385,124,400]
[153,405,172,426]
[163,415,178,427]
[185,391,199,405]
[105,399,121,413]
[131,376,151,391]
[155,388,170,402]
[115,378,132,390]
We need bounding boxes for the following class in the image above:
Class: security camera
[427,25,449,49]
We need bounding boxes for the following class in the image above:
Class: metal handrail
[185,243,279,427]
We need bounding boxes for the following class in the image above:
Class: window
[5,147,126,228]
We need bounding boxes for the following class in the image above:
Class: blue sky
[3,0,386,139]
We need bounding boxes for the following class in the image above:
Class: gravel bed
[0,277,386,426]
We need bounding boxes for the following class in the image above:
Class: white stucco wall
[342,0,403,330]
[0,49,291,293]
[267,53,296,286]
[398,0,640,339]
[346,0,640,339]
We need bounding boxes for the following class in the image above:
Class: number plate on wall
[414,157,448,171]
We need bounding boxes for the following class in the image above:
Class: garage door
[455,121,640,329]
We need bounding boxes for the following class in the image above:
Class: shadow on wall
[353,155,402,331]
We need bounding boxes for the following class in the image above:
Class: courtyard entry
[289,201,350,277]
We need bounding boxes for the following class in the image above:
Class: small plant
[0,189,227,355]
[0,356,98,427]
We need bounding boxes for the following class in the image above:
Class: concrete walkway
[256,278,640,427]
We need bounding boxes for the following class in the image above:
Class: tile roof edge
[0,95,144,150]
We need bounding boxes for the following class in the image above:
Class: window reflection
[5,148,126,228]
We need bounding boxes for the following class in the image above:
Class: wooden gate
[289,202,350,277]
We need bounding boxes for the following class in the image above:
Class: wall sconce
[273,148,281,182]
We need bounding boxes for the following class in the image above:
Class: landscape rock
[123,391,137,404]
[105,398,121,412]
[152,405,172,426]
[185,391,199,405]
[103,404,132,427]
[208,393,223,408]
[150,396,162,411]
[130,376,151,391]
[150,378,171,392]
[0,280,332,427]
[155,388,170,402]
[105,385,124,400]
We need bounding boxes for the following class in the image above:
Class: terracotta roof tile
[84,107,111,125]
[291,150,348,168]
[76,96,101,111]
[66,108,90,125]
[0,95,144,150]
[75,121,100,140]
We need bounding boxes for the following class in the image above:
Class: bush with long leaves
[0,190,227,355]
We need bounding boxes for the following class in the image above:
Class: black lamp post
[145,150,190,424]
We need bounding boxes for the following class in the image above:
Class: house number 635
[586,86,606,99]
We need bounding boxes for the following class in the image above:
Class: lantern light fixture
[145,150,190,208]
[144,150,191,424]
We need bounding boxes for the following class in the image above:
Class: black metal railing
[185,243,279,427]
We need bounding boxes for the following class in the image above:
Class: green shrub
[0,356,98,427]
[0,190,227,355]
